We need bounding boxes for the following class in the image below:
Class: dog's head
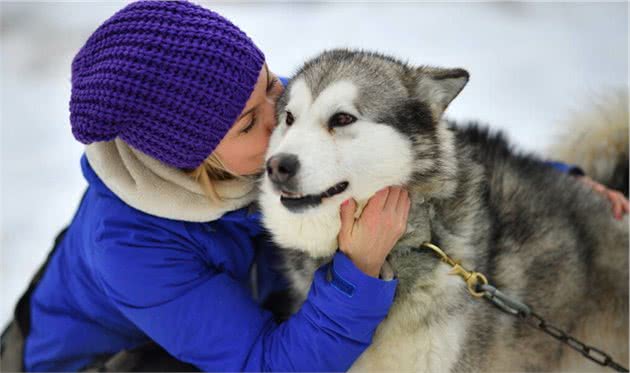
[260,49,468,257]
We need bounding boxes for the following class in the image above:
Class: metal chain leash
[414,242,629,373]
[480,283,628,372]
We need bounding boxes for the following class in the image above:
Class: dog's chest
[349,261,469,373]
[357,201,473,372]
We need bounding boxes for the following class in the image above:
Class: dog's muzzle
[266,153,349,213]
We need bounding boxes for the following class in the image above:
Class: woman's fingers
[579,176,629,220]
[396,188,409,213]
[382,186,409,236]
[339,198,357,239]
[384,186,402,211]
[609,190,629,220]
[397,190,411,236]
[364,187,391,214]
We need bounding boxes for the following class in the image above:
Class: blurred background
[1,1,627,326]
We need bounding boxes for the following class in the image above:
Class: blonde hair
[186,152,242,202]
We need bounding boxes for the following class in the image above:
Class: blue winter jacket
[24,155,399,371]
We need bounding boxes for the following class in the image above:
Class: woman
[18,1,408,371]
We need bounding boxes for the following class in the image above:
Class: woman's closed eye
[240,112,257,134]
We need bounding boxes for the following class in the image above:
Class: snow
[1,1,627,326]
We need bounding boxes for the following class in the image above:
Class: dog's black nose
[267,153,300,185]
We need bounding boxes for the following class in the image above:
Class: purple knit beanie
[70,1,265,169]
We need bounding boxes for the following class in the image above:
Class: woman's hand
[338,186,411,278]
[578,175,629,220]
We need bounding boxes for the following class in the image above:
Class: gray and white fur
[548,90,628,197]
[259,49,629,372]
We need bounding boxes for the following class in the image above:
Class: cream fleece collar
[85,139,259,222]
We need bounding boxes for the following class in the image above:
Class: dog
[258,49,629,372]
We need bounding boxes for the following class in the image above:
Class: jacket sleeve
[279,76,290,86]
[545,161,584,176]
[92,220,397,372]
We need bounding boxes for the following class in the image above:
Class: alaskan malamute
[259,49,629,372]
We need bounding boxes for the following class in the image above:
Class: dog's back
[453,125,628,371]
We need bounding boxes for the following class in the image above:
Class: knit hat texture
[70,0,265,169]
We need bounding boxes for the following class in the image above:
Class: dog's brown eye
[329,113,356,128]
[286,111,294,126]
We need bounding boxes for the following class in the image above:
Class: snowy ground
[1,1,627,326]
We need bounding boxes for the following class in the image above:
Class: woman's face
[214,64,283,176]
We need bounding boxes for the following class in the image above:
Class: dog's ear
[415,67,469,119]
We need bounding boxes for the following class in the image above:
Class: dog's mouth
[280,181,349,212]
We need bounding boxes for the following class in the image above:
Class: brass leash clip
[419,242,488,297]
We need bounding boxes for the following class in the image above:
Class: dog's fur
[259,49,629,372]
[548,90,629,197]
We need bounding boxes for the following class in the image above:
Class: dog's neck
[393,141,487,268]
[393,126,461,247]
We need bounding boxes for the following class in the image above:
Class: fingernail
[342,199,350,206]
